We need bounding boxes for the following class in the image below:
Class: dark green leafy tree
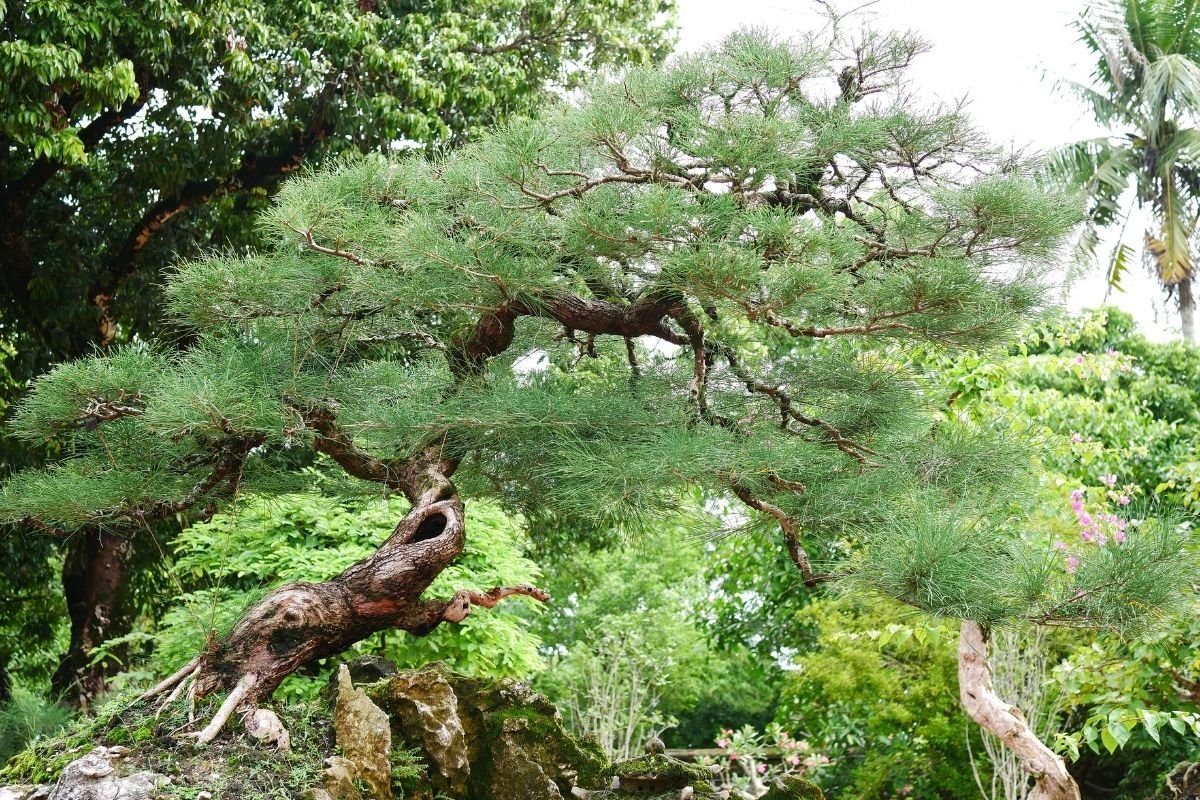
[0,31,1183,795]
[0,0,673,706]
[0,0,674,370]
[1053,0,1200,340]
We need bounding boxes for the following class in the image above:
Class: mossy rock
[366,661,611,800]
[760,774,826,800]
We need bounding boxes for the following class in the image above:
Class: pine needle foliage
[3,29,1179,633]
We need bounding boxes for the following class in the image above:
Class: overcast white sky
[677,0,1180,339]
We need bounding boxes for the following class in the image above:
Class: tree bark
[52,529,135,712]
[958,621,1080,800]
[145,476,548,738]
[1179,276,1195,342]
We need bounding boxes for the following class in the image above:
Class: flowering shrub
[1054,476,1139,573]
[706,724,831,797]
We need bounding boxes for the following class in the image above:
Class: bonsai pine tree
[1,30,1186,796]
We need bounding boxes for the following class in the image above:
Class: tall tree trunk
[141,480,548,744]
[0,657,11,704]
[52,529,135,712]
[1179,276,1196,342]
[958,621,1080,800]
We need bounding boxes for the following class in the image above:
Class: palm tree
[1056,0,1200,340]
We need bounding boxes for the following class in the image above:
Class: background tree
[944,307,1200,798]
[1054,0,1200,340]
[0,30,1182,799]
[0,0,673,707]
[0,0,674,373]
[531,515,780,756]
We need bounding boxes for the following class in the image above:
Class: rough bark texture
[191,491,467,704]
[142,467,549,742]
[958,621,1080,800]
[52,530,135,711]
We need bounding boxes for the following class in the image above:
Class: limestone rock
[243,707,292,752]
[333,665,393,799]
[321,756,363,800]
[368,662,612,800]
[368,663,470,796]
[30,747,169,800]
[0,787,50,800]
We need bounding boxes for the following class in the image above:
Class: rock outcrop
[366,661,610,800]
[333,665,393,800]
[1,660,826,800]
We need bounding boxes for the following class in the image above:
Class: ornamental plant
[0,29,1188,797]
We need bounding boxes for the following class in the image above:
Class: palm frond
[1143,53,1200,119]
[1056,78,1135,125]
[1108,240,1136,292]
[1164,0,1200,55]
[1146,176,1194,282]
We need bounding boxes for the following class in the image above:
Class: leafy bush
[775,595,981,799]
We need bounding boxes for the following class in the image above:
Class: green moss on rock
[367,662,612,800]
[760,774,826,800]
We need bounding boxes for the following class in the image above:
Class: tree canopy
[0,0,673,387]
[0,29,1188,791]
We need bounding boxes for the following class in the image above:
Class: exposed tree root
[138,656,198,703]
[134,478,549,746]
[184,673,257,746]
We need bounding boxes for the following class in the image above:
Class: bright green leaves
[0,36,135,165]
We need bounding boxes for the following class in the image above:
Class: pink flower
[757,764,768,775]
[1102,473,1118,487]
[1066,555,1079,573]
[1071,500,1083,512]
[1074,354,1085,364]
[1114,529,1127,544]
[1071,432,1083,443]
[788,756,801,766]
[1078,513,1093,527]
[729,752,738,761]
[716,739,730,749]
[1070,489,1084,501]
[1080,528,1094,543]
[1119,495,1131,506]
[1053,540,1068,550]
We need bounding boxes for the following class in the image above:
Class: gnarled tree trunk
[958,621,1080,800]
[143,475,547,743]
[53,528,135,712]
